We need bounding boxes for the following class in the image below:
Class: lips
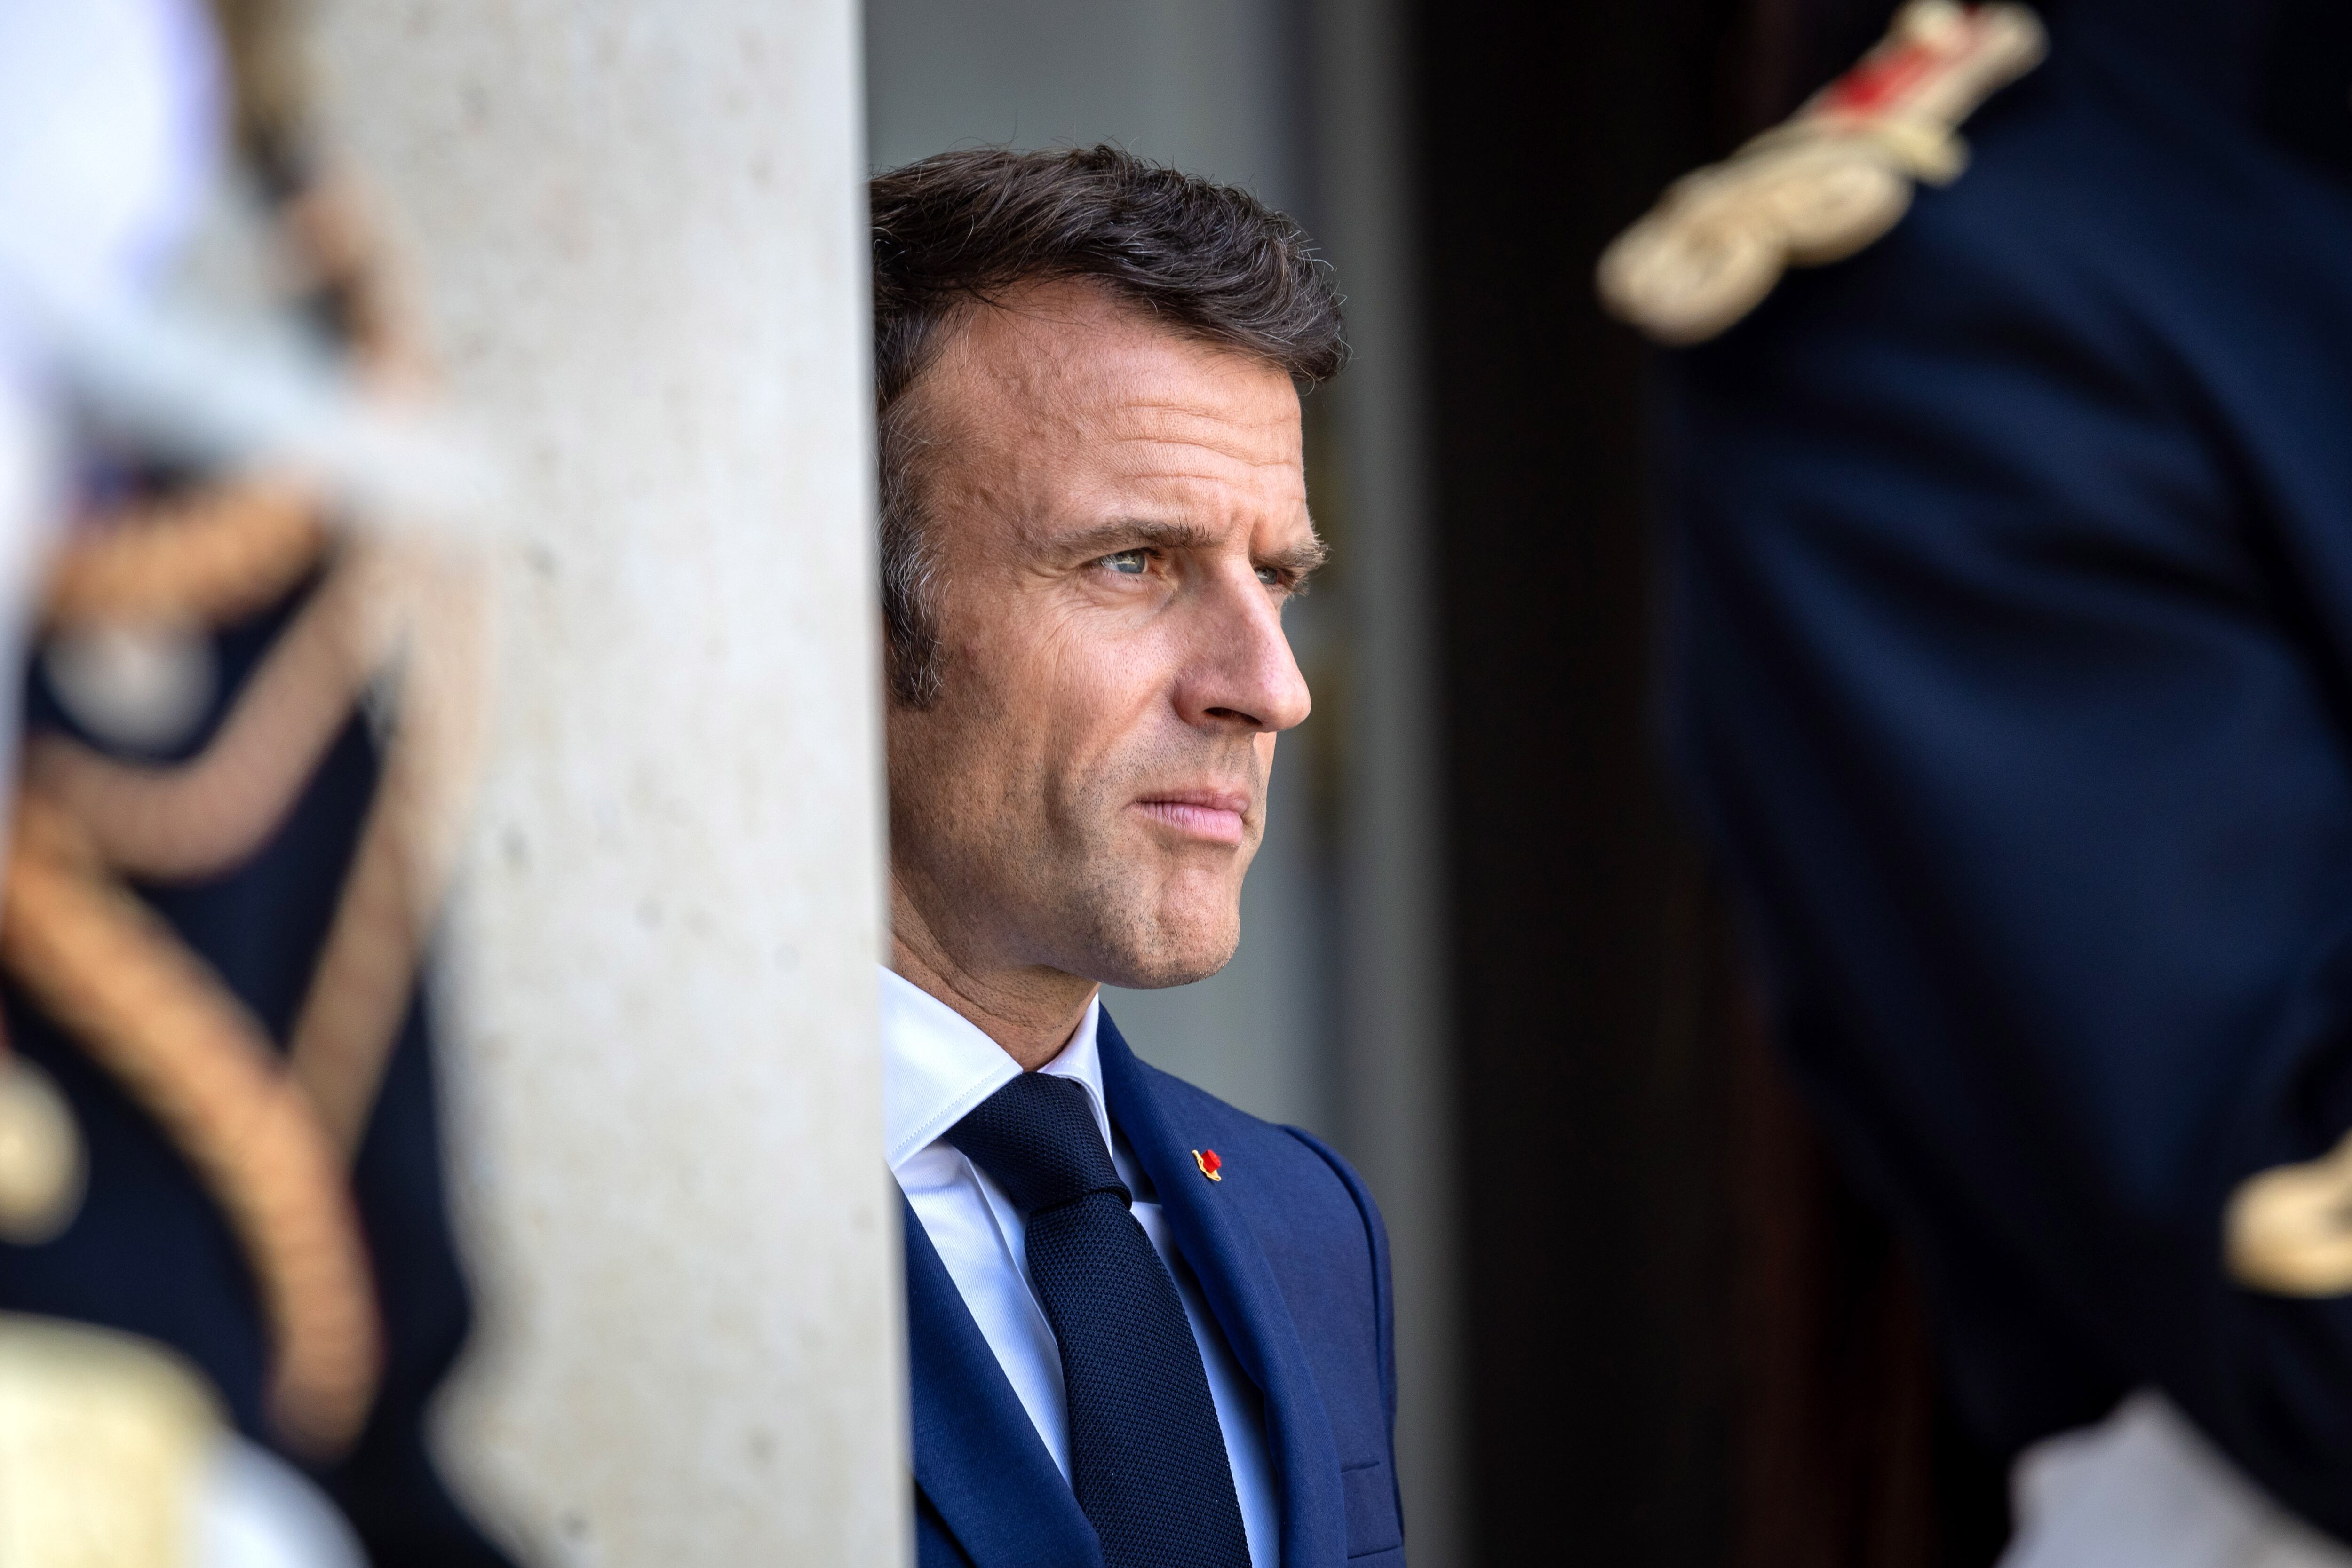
[1134,788,1251,846]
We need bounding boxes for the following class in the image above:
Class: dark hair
[869,144,1347,707]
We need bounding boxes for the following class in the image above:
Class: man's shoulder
[1105,1024,1400,1500]
[1117,1052,1387,1276]
[1116,1045,1400,1479]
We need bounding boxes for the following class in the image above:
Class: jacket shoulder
[1123,1057,1373,1240]
[1121,1058,1399,1451]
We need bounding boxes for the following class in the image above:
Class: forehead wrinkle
[915,285,1308,533]
[926,299,1298,443]
[1090,414,1302,481]
[1113,391,1294,418]
[1098,394,1295,438]
[1106,442,1306,482]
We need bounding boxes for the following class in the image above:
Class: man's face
[886,280,1318,992]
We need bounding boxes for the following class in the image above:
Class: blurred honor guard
[1611,0,2352,1560]
[872,149,1404,1568]
[0,2,507,1563]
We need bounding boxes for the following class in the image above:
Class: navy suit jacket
[1662,0,2352,1542]
[903,1010,1404,1568]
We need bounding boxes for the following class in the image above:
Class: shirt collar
[880,966,1109,1172]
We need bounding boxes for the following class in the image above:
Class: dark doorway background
[1405,1,2013,1563]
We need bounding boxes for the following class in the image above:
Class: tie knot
[946,1071,1128,1216]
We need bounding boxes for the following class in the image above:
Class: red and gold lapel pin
[1192,1148,1223,1182]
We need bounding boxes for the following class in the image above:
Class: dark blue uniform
[0,577,512,1566]
[1664,0,2352,1543]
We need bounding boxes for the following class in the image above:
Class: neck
[889,880,1097,1071]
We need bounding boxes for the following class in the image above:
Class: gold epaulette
[2229,1131,2352,1297]
[1597,0,2046,345]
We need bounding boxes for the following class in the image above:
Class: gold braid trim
[25,546,485,1155]
[46,476,329,632]
[0,795,381,1455]
[283,174,434,398]
[288,554,487,1153]
[26,551,385,879]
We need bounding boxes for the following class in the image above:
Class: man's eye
[1097,549,1149,576]
[1256,566,1284,587]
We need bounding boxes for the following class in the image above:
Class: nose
[1175,567,1312,735]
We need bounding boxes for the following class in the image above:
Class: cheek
[921,614,1117,834]
[948,586,1192,833]
[1016,602,1169,754]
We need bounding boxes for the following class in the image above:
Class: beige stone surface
[309,4,903,1562]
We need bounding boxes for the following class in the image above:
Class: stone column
[310,5,903,1563]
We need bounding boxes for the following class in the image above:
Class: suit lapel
[1097,1012,1350,1568]
[901,1196,1104,1568]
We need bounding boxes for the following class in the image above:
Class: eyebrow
[1057,518,1330,578]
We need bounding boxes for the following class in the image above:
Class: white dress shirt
[884,968,1279,1567]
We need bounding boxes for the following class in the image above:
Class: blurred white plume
[0,0,487,527]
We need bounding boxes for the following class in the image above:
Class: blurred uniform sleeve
[1661,52,2352,1542]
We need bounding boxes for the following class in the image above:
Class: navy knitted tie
[947,1071,1251,1568]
